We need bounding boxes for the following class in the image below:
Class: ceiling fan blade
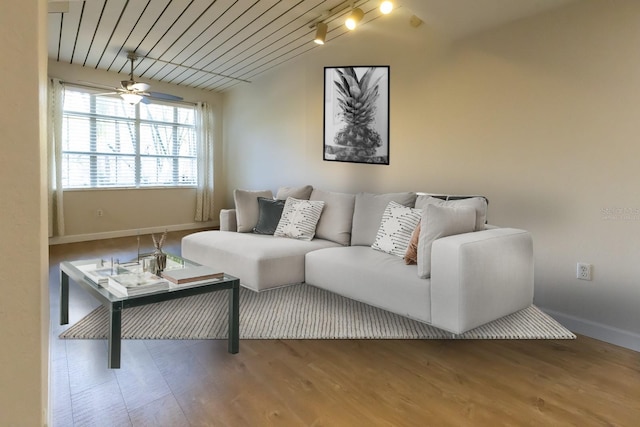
[94,92,119,96]
[147,91,184,102]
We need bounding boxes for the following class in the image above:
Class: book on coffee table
[161,266,224,284]
[107,272,170,296]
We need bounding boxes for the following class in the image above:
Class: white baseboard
[540,307,640,352]
[48,221,217,245]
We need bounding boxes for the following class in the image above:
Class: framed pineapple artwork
[323,66,389,165]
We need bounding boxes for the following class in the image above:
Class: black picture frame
[323,66,390,165]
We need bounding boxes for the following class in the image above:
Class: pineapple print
[326,67,387,163]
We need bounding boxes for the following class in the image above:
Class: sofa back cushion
[234,189,274,232]
[276,185,313,200]
[310,189,356,246]
[351,192,417,246]
[415,195,488,231]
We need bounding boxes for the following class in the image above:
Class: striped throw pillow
[371,201,422,257]
[274,197,325,241]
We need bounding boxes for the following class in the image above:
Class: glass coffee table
[59,255,240,369]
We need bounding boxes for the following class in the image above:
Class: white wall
[0,0,49,424]
[48,61,225,241]
[223,0,640,349]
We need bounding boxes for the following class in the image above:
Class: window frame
[60,85,198,191]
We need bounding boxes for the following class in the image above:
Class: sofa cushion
[276,185,313,200]
[305,246,431,324]
[253,197,285,235]
[234,189,274,232]
[371,201,422,257]
[415,195,487,231]
[274,198,325,241]
[310,189,356,246]
[351,192,417,246]
[182,231,340,292]
[417,204,476,279]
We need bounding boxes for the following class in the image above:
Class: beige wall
[48,61,225,241]
[0,0,49,424]
[223,1,640,349]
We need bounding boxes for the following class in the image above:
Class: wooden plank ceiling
[48,0,386,93]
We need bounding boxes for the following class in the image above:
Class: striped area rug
[60,283,575,340]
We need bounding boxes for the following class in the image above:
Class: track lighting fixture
[314,22,328,45]
[345,7,364,30]
[380,1,393,14]
[309,0,395,44]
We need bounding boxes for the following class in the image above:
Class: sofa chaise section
[182,230,340,292]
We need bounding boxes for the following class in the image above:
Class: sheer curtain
[48,78,65,237]
[194,102,215,222]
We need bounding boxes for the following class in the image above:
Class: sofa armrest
[219,209,237,232]
[430,228,534,334]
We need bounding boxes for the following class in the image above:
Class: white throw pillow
[274,198,325,241]
[234,189,274,232]
[371,201,422,257]
[417,204,476,279]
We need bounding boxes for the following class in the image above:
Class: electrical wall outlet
[577,263,592,281]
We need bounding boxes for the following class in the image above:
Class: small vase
[154,249,167,275]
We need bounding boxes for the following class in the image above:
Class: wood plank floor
[49,231,640,426]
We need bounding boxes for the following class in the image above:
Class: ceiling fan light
[380,1,393,14]
[314,22,328,45]
[345,7,364,30]
[120,93,143,105]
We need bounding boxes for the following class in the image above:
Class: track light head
[314,22,328,45]
[345,7,364,30]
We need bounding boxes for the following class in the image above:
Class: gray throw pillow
[415,195,488,231]
[310,189,356,246]
[417,204,476,279]
[275,185,313,200]
[351,192,417,246]
[234,189,274,232]
[253,197,286,235]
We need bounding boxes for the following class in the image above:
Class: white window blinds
[61,87,197,189]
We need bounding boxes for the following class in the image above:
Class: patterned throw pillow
[371,201,422,257]
[274,198,325,241]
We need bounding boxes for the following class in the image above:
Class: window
[61,87,197,189]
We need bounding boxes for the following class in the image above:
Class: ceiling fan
[98,51,183,105]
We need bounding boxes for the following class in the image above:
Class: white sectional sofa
[182,187,534,335]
